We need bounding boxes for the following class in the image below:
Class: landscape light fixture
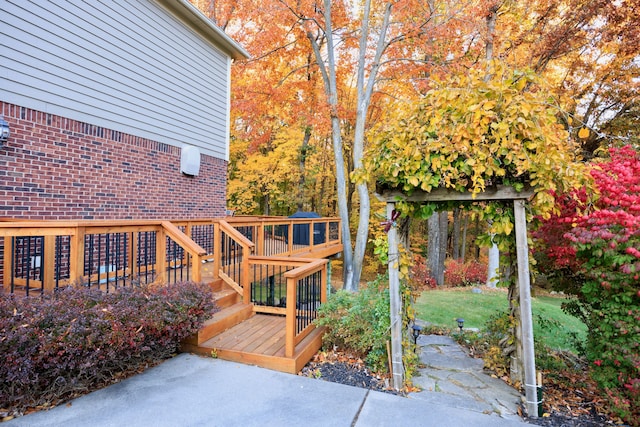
[456,318,465,333]
[0,118,9,145]
[411,324,422,347]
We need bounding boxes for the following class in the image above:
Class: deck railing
[0,220,207,295]
[284,259,327,357]
[225,216,341,258]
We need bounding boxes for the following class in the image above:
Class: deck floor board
[203,314,286,354]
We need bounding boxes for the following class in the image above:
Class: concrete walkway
[6,336,530,427]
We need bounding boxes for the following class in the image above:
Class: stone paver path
[409,334,524,422]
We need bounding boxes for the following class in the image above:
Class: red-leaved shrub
[0,282,216,416]
[444,259,487,287]
[409,255,437,290]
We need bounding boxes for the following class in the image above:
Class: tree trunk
[347,0,393,290]
[504,251,524,386]
[306,6,354,288]
[460,212,468,263]
[487,239,499,288]
[428,212,445,285]
[474,216,481,261]
[509,274,524,386]
[452,208,461,260]
[305,0,394,291]
[485,3,499,64]
[398,216,411,254]
[439,210,448,268]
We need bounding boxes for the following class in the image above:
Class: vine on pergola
[357,62,590,251]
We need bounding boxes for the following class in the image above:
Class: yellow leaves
[483,100,496,110]
[366,61,588,221]
[578,127,590,139]
[420,181,433,192]
[491,217,514,236]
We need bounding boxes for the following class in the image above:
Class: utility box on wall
[181,145,201,176]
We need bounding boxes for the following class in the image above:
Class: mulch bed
[298,350,404,395]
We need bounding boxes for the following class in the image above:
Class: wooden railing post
[257,221,265,256]
[213,221,221,279]
[155,227,167,283]
[241,246,250,304]
[3,236,12,289]
[69,227,85,285]
[324,220,329,246]
[321,262,328,304]
[43,235,56,292]
[287,222,294,254]
[184,221,193,267]
[129,231,137,280]
[285,276,296,358]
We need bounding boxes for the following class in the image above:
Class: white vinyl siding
[0,0,230,159]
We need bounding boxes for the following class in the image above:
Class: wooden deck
[181,313,325,374]
[1,217,342,374]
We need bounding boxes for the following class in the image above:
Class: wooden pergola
[377,185,540,418]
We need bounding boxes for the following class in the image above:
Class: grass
[415,288,587,354]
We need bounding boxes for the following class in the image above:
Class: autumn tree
[483,0,640,156]
[277,0,481,290]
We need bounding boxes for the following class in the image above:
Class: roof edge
[155,0,250,60]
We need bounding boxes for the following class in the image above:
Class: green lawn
[415,288,587,353]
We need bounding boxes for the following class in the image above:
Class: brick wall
[0,102,228,220]
[1,101,229,286]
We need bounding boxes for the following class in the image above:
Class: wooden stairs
[181,279,325,374]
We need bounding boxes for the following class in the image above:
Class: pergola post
[514,199,538,417]
[386,202,404,390]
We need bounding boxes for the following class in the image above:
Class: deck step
[208,278,225,292]
[183,302,254,346]
[181,314,326,374]
[212,288,241,309]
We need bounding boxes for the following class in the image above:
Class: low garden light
[411,324,422,347]
[456,318,465,333]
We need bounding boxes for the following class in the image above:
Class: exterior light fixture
[456,318,465,333]
[411,323,422,349]
[0,118,9,145]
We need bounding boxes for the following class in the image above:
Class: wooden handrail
[248,256,316,266]
[219,220,255,251]
[282,259,327,278]
[161,221,208,257]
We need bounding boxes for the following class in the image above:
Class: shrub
[315,276,419,383]
[409,254,437,290]
[536,146,640,424]
[444,259,488,287]
[315,280,391,373]
[565,147,640,425]
[0,282,216,416]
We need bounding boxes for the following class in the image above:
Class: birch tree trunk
[306,3,353,287]
[350,1,393,289]
[307,0,394,291]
